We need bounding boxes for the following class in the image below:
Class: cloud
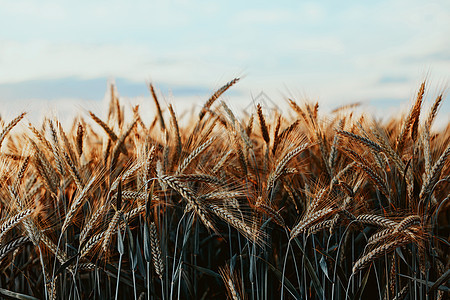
[0,0,448,125]
[0,77,220,100]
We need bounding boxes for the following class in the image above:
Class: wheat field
[0,79,448,299]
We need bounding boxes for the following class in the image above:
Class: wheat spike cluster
[0,79,448,299]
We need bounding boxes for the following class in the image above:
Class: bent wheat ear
[394,215,421,233]
[267,143,309,192]
[89,111,118,141]
[353,237,410,273]
[356,214,398,229]
[80,232,105,258]
[337,130,382,152]
[208,203,259,243]
[175,136,215,175]
[419,144,450,202]
[0,236,31,262]
[199,78,240,120]
[0,112,26,149]
[367,228,393,246]
[290,207,334,239]
[0,209,33,245]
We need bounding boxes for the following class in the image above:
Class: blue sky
[0,0,449,124]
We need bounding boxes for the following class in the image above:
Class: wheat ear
[353,236,410,273]
[356,214,397,229]
[267,143,309,192]
[290,207,334,239]
[0,112,26,149]
[199,78,240,120]
[148,83,166,130]
[0,236,31,261]
[175,136,215,175]
[61,176,96,234]
[0,209,33,245]
[419,144,450,202]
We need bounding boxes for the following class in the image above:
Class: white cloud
[0,0,448,124]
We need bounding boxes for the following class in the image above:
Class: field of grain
[0,79,448,299]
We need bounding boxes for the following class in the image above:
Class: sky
[0,0,449,126]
